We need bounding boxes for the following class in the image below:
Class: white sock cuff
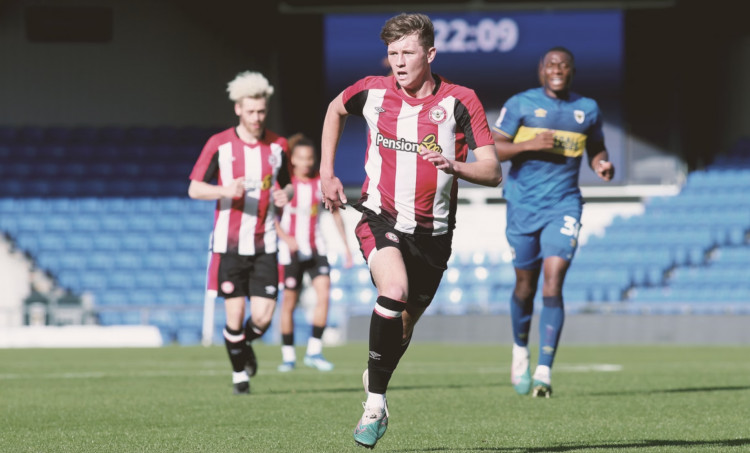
[306,337,323,356]
[366,392,386,409]
[533,365,551,384]
[281,345,296,363]
[512,343,529,358]
[232,371,249,384]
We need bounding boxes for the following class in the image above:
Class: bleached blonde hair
[226,71,274,102]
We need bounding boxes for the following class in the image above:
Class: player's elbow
[483,162,504,187]
[187,180,201,199]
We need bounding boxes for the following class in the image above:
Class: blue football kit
[493,87,605,269]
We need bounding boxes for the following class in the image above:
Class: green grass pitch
[1,343,748,452]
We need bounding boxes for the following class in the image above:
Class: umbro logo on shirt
[374,106,386,113]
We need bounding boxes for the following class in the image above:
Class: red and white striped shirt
[190,127,290,255]
[277,175,327,265]
[343,75,493,235]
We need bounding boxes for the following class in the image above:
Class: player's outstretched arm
[331,208,354,268]
[320,93,349,210]
[453,145,503,187]
[420,145,502,187]
[188,178,244,200]
[493,130,555,162]
[589,149,615,181]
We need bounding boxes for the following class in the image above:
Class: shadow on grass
[267,381,494,395]
[391,438,750,452]
[587,384,750,397]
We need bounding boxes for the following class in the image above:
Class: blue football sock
[510,293,533,347]
[539,295,565,368]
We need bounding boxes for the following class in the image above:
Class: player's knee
[244,319,270,340]
[377,284,408,302]
[541,278,564,295]
[513,286,536,303]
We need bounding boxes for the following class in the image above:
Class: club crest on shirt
[534,108,547,118]
[574,110,585,124]
[221,281,235,294]
[385,232,399,243]
[428,105,447,124]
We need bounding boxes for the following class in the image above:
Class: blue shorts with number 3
[505,202,582,270]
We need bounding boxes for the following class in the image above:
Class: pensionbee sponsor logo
[243,174,273,191]
[375,133,443,154]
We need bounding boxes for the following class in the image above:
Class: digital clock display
[433,17,519,53]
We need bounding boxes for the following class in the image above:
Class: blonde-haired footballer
[189,71,293,395]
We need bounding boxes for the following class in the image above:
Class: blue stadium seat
[163,273,193,290]
[177,310,203,329]
[107,273,138,291]
[563,286,590,303]
[87,253,115,271]
[432,284,470,315]
[46,215,74,233]
[176,327,202,346]
[170,252,200,270]
[65,234,96,252]
[134,272,164,290]
[149,309,178,343]
[36,254,62,272]
[57,253,88,272]
[93,234,121,252]
[36,234,66,253]
[0,216,19,233]
[148,290,177,306]
[712,247,750,265]
[97,311,122,325]
[149,234,177,251]
[97,291,130,306]
[72,215,101,233]
[128,289,155,305]
[142,252,171,270]
[16,215,46,233]
[120,234,150,252]
[14,235,39,253]
[120,310,143,325]
[114,253,142,271]
[99,215,129,233]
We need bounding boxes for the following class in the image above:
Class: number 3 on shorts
[559,215,580,238]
